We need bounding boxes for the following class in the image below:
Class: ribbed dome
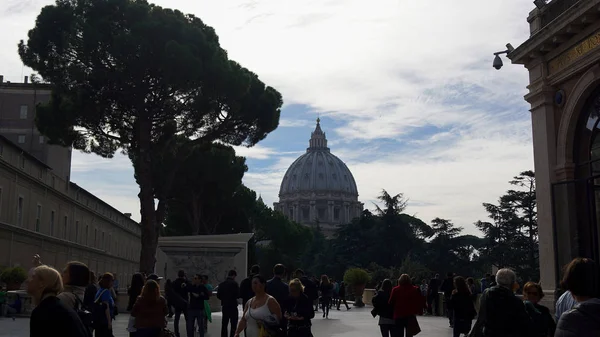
[279,119,359,197]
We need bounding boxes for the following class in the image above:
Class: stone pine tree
[18,0,283,273]
[475,171,538,281]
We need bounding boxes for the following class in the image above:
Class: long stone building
[274,119,363,236]
[508,0,600,305]
[0,77,140,286]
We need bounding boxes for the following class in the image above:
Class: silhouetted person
[266,264,289,330]
[428,274,441,315]
[240,265,260,306]
[217,270,240,337]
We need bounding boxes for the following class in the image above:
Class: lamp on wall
[492,43,515,70]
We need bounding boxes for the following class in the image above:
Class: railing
[540,0,581,28]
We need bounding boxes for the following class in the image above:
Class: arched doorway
[573,86,600,260]
[551,86,600,286]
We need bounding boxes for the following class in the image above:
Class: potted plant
[1,266,28,291]
[343,267,370,307]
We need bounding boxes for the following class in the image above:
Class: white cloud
[2,0,538,236]
[279,119,313,128]
[231,144,276,160]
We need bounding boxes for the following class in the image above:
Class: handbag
[248,298,284,337]
[161,328,176,337]
[126,315,136,332]
[406,315,421,336]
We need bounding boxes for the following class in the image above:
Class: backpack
[91,289,109,329]
[74,295,93,328]
[303,279,318,301]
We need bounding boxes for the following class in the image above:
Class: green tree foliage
[164,143,247,235]
[326,189,485,281]
[19,0,282,273]
[475,171,538,281]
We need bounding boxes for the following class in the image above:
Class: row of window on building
[0,145,140,236]
[0,188,139,260]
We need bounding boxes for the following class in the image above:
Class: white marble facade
[155,233,253,285]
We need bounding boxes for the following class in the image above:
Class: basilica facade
[274,119,363,236]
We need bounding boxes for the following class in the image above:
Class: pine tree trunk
[138,119,159,274]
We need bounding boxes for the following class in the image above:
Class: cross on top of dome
[308,118,329,152]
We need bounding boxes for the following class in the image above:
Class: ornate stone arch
[556,64,600,177]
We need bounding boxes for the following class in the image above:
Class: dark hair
[453,276,470,295]
[252,274,267,285]
[195,274,203,279]
[561,257,600,298]
[381,279,393,293]
[447,272,454,278]
[228,270,237,277]
[320,275,330,285]
[99,272,114,289]
[178,270,185,278]
[201,275,209,281]
[64,261,90,287]
[130,273,145,292]
[89,271,96,284]
[250,265,260,275]
[467,277,475,285]
[485,273,491,278]
[273,264,286,276]
[295,269,305,276]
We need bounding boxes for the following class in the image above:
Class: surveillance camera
[506,43,515,53]
[493,55,503,70]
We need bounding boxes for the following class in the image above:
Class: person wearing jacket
[468,268,531,337]
[283,278,315,337]
[337,281,351,311]
[319,275,334,319]
[521,282,555,337]
[440,272,456,328]
[131,280,168,337]
[27,265,89,337]
[217,270,240,337]
[266,264,290,330]
[187,274,211,337]
[128,273,145,312]
[293,269,318,311]
[389,274,424,337]
[171,270,190,337]
[240,265,260,306]
[450,276,476,337]
[555,257,600,337]
[372,279,395,337]
[58,261,90,310]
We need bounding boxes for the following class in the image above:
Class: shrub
[343,267,370,286]
[0,266,28,285]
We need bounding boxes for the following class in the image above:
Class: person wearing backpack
[27,265,90,337]
[93,273,116,337]
[58,262,92,333]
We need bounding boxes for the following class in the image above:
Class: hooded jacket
[555,298,600,337]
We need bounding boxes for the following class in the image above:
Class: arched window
[572,86,600,262]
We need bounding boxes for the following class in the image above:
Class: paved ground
[0,307,455,337]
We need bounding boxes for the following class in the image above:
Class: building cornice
[509,0,600,66]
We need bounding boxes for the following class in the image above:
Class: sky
[1,0,536,236]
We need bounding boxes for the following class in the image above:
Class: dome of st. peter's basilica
[274,119,363,236]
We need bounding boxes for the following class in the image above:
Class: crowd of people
[370,257,600,337]
[2,254,600,337]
